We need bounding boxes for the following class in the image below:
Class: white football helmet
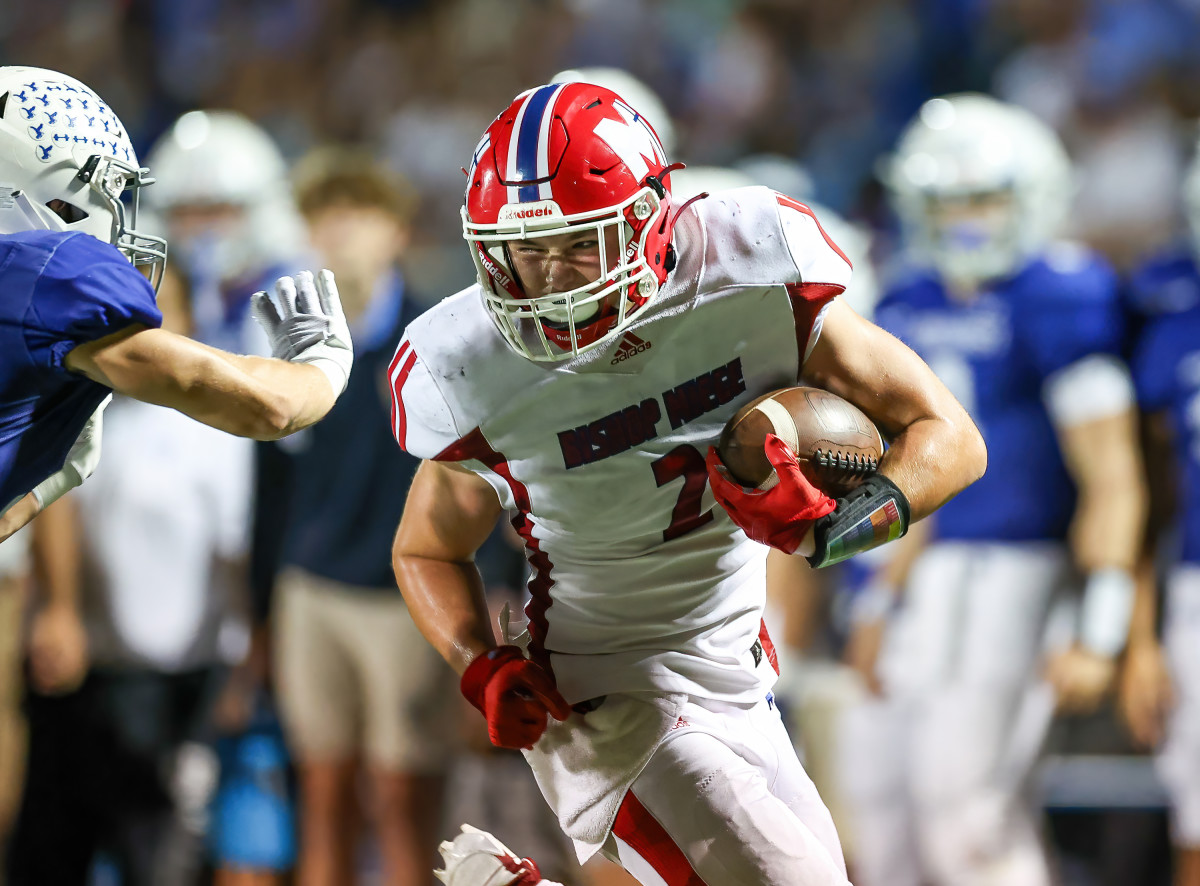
[550,66,676,157]
[1184,134,1200,259]
[0,66,166,288]
[145,110,304,284]
[886,93,1074,285]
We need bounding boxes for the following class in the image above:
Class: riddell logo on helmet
[476,248,513,290]
[498,200,563,223]
[611,331,652,364]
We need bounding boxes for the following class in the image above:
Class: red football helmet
[463,82,677,362]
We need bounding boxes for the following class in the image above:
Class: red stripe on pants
[612,790,708,885]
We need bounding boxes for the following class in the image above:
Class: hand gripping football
[717,386,884,496]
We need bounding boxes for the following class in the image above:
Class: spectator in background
[272,148,457,886]
[144,109,309,355]
[8,267,257,886]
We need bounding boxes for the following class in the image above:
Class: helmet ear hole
[0,92,8,119]
[46,199,88,224]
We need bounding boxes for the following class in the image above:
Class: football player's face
[927,190,1014,248]
[509,227,622,298]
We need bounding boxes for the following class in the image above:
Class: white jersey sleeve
[387,335,462,459]
[774,193,854,293]
[773,192,853,362]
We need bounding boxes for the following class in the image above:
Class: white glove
[435,825,559,886]
[30,394,111,510]
[250,269,353,396]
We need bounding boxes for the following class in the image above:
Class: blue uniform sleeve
[23,233,162,371]
[1131,318,1177,412]
[1021,259,1126,379]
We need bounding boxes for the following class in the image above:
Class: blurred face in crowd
[304,202,408,321]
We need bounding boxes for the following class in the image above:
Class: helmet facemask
[465,184,667,362]
[919,187,1022,287]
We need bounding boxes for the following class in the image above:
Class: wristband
[30,463,84,511]
[807,474,910,568]
[296,343,351,396]
[1079,568,1135,658]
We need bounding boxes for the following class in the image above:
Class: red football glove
[706,433,837,554]
[461,646,572,750]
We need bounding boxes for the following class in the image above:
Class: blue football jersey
[874,247,1126,542]
[1130,252,1200,564]
[0,230,161,508]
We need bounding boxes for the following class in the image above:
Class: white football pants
[601,695,851,886]
[839,542,1069,886]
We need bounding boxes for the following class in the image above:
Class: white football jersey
[390,186,853,705]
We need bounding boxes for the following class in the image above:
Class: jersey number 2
[652,444,714,541]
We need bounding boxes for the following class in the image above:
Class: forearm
[877,414,985,521]
[1070,482,1144,572]
[1126,558,1160,648]
[393,553,496,675]
[216,352,336,437]
[70,327,335,440]
[0,493,39,545]
[1060,410,1146,572]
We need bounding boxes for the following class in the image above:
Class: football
[717,386,884,495]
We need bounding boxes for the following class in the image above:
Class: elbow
[248,394,295,441]
[962,419,988,486]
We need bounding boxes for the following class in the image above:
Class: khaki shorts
[273,568,459,772]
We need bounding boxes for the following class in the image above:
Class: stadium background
[2,0,1198,884]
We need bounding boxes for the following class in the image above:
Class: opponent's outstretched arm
[65,269,353,441]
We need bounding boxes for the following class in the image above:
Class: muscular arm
[64,325,335,440]
[392,459,506,674]
[803,300,987,518]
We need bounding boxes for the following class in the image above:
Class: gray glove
[251,269,353,395]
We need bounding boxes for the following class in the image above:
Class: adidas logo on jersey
[610,331,652,364]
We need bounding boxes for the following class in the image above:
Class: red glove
[461,646,572,750]
[706,433,836,554]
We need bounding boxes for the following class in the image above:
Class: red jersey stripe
[775,193,854,270]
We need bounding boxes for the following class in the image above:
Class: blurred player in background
[391,81,984,885]
[269,147,458,886]
[145,109,308,355]
[8,267,255,886]
[841,93,1146,886]
[0,66,355,544]
[1118,134,1200,886]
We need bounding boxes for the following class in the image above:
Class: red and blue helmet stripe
[506,83,565,203]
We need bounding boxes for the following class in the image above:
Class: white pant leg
[608,696,850,886]
[835,697,922,886]
[894,543,1065,886]
[1159,565,1200,847]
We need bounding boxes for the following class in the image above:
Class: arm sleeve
[23,234,162,370]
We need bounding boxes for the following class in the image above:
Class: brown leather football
[717,386,884,495]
